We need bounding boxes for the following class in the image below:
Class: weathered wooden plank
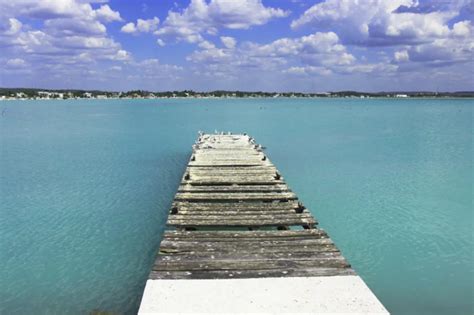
[196,138,252,141]
[188,163,267,167]
[182,179,286,185]
[195,143,256,146]
[172,210,310,216]
[157,250,340,262]
[172,205,304,212]
[188,162,269,167]
[197,136,249,140]
[194,144,257,148]
[149,267,355,280]
[167,217,316,227]
[193,154,263,158]
[187,165,275,169]
[193,150,263,154]
[157,243,339,256]
[189,164,271,169]
[172,201,304,211]
[175,191,296,200]
[182,178,283,185]
[186,168,277,174]
[170,207,308,215]
[187,173,280,179]
[178,184,290,193]
[157,247,341,261]
[158,240,336,252]
[188,170,277,176]
[190,161,269,165]
[183,174,282,180]
[168,213,313,222]
[193,151,260,155]
[163,229,327,239]
[160,238,333,249]
[168,212,311,219]
[191,155,264,159]
[196,138,252,142]
[153,257,349,272]
[173,200,300,207]
[193,147,258,151]
[195,146,258,149]
[174,192,297,201]
[189,158,270,165]
[196,139,254,143]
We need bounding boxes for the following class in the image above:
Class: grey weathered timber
[163,230,329,239]
[149,268,355,280]
[149,133,354,280]
[181,179,286,185]
[188,170,278,176]
[177,184,290,192]
[172,201,302,211]
[174,192,297,201]
[166,217,316,228]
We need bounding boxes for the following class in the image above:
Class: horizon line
[1,87,473,94]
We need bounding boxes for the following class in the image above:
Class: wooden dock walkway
[150,133,354,280]
[139,133,388,314]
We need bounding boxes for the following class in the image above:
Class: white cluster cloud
[0,18,22,36]
[95,4,123,23]
[291,0,462,46]
[394,50,410,62]
[256,32,355,67]
[290,0,473,73]
[391,20,473,66]
[154,0,289,43]
[161,0,471,86]
[1,1,122,22]
[6,58,26,68]
[0,0,131,83]
[284,66,332,76]
[0,0,190,90]
[188,41,231,63]
[130,58,183,79]
[452,20,471,37]
[187,31,394,79]
[106,58,185,90]
[121,17,160,34]
[220,36,236,49]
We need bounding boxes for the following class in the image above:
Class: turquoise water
[0,98,472,314]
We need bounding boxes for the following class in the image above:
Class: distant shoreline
[1,87,473,101]
[1,96,473,101]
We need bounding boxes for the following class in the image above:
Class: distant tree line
[1,87,473,99]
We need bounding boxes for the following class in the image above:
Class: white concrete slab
[139,276,389,314]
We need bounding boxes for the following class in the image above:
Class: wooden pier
[139,133,388,313]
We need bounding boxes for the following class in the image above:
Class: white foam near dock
[139,276,388,314]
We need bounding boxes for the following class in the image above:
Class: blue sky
[0,0,472,92]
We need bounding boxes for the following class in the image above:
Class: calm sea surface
[0,98,472,314]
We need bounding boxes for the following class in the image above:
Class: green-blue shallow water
[0,98,472,314]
